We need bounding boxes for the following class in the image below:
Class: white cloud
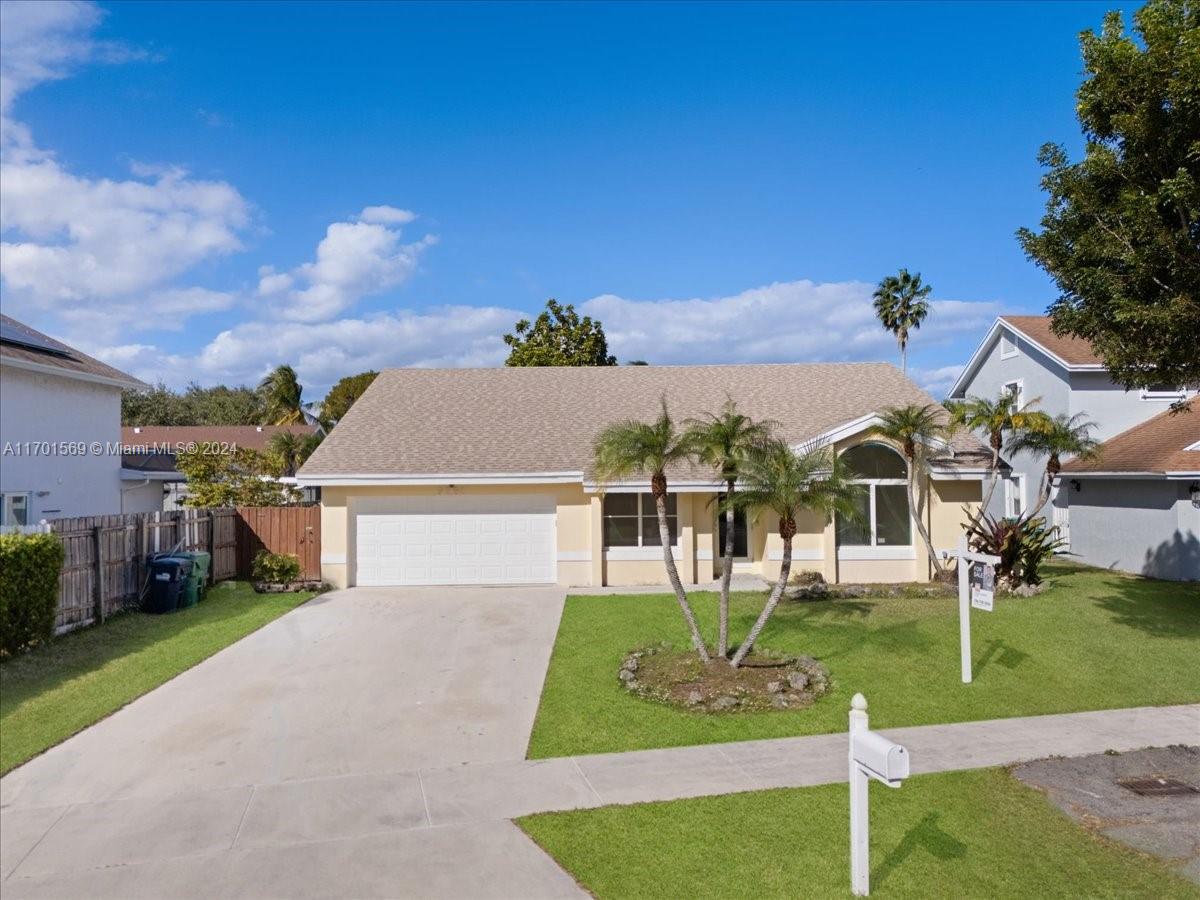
[264,209,436,322]
[581,280,999,367]
[910,364,965,399]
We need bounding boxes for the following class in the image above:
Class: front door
[717,501,749,559]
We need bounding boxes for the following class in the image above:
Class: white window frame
[602,493,680,553]
[1002,379,1025,411]
[1139,385,1187,402]
[999,332,1019,359]
[836,444,913,559]
[1,492,32,527]
[1004,475,1026,519]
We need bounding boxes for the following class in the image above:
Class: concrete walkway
[4,703,1196,898]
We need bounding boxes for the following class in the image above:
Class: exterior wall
[1069,479,1199,581]
[1067,372,1187,442]
[120,480,167,514]
[0,365,125,522]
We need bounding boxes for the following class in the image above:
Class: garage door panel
[355,501,557,586]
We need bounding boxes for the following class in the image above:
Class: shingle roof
[122,425,319,454]
[299,363,991,478]
[1062,398,1200,475]
[0,314,144,388]
[999,315,1102,366]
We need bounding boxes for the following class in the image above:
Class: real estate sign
[969,562,995,612]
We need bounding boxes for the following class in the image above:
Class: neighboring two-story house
[0,314,145,525]
[949,315,1197,581]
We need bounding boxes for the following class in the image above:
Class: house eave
[296,471,585,488]
[1,353,145,391]
[948,317,1105,398]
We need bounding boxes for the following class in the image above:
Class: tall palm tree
[592,398,710,662]
[684,401,777,659]
[269,431,305,477]
[945,388,1045,524]
[873,269,932,374]
[1007,413,1100,519]
[868,404,952,577]
[259,364,305,426]
[730,440,859,668]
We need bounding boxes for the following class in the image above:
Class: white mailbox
[851,729,909,787]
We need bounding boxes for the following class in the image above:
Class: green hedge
[0,532,64,655]
[251,550,302,584]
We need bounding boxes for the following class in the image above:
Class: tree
[259,365,306,426]
[730,440,859,668]
[268,430,322,477]
[1017,0,1200,393]
[944,389,1045,524]
[1007,413,1100,519]
[867,404,953,577]
[176,445,299,507]
[122,381,263,426]
[872,269,932,374]
[591,399,709,661]
[504,299,617,367]
[321,371,378,425]
[684,401,777,659]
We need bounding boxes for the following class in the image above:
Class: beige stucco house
[297,364,990,589]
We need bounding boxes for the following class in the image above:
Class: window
[836,444,911,548]
[1004,475,1025,518]
[603,493,678,548]
[717,496,749,558]
[1002,379,1024,411]
[1140,384,1186,401]
[2,493,31,527]
[1000,332,1019,359]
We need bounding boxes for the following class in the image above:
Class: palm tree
[259,364,305,426]
[1007,413,1100,519]
[944,388,1045,524]
[684,401,777,659]
[868,404,952,577]
[592,398,710,662]
[873,269,932,374]
[269,431,305,477]
[729,440,859,668]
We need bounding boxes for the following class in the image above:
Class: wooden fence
[41,506,319,633]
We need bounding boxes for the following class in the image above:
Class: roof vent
[256,426,263,432]
[134,427,142,434]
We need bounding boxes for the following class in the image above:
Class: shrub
[966,514,1066,587]
[251,550,302,585]
[0,532,63,654]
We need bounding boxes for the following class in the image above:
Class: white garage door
[354,494,556,586]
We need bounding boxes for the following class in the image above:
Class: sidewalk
[4,703,1196,899]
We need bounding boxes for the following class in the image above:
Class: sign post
[949,536,1000,684]
[848,694,910,896]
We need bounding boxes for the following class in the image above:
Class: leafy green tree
[591,399,709,661]
[1017,0,1200,392]
[176,445,299,507]
[1007,413,1100,519]
[320,371,378,425]
[872,269,932,375]
[259,364,306,425]
[868,404,954,576]
[730,440,859,668]
[504,299,617,367]
[122,381,263,426]
[684,401,777,659]
[122,382,190,425]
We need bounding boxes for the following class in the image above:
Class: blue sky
[0,0,1137,397]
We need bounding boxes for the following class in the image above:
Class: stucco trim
[837,545,916,560]
[948,317,1106,398]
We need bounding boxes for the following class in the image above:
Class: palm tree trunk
[654,483,709,662]
[731,523,792,668]
[899,337,908,375]
[1022,456,1059,523]
[718,479,736,659]
[907,467,946,577]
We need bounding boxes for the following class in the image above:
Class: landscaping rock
[1012,582,1047,598]
[622,657,639,673]
[841,585,869,598]
[686,690,704,706]
[618,668,636,683]
[771,694,790,709]
[787,671,809,691]
[766,680,784,694]
[711,695,740,711]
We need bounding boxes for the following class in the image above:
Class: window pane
[875,484,911,546]
[642,515,678,546]
[603,494,638,516]
[640,494,677,517]
[718,502,749,558]
[841,444,906,479]
[603,516,639,547]
[837,485,872,546]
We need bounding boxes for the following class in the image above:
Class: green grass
[0,581,314,774]
[518,767,1198,899]
[528,564,1200,757]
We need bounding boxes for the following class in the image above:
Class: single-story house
[0,314,144,524]
[1059,398,1199,581]
[296,364,992,589]
[121,424,322,513]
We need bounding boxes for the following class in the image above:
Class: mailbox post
[848,693,909,896]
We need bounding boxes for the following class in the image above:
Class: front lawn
[518,767,1198,899]
[0,581,315,774]
[528,564,1199,758]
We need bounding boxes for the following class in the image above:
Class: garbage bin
[146,556,193,614]
[178,551,211,600]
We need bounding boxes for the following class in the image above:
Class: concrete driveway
[1,586,584,899]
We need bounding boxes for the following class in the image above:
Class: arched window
[837,443,911,548]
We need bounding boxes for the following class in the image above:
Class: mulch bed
[619,644,830,713]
